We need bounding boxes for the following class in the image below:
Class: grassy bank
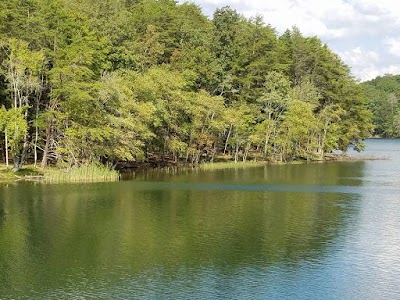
[0,165,43,182]
[0,153,387,183]
[0,164,119,183]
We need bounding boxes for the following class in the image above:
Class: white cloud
[338,47,380,81]
[354,0,390,16]
[339,47,379,65]
[379,65,400,77]
[239,0,354,39]
[338,47,400,81]
[384,37,400,57]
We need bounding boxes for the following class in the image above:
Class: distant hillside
[362,74,400,137]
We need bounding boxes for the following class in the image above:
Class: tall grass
[44,163,119,183]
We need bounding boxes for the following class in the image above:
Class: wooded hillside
[362,74,400,137]
[0,0,373,170]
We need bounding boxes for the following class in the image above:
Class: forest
[362,74,400,138]
[0,0,373,171]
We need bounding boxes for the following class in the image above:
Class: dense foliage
[0,0,372,170]
[362,74,400,137]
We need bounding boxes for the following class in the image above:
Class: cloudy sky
[180,0,400,82]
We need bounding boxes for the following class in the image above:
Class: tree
[335,81,373,152]
[277,100,318,161]
[230,15,280,102]
[0,106,8,167]
[131,66,193,160]
[98,70,156,163]
[0,38,44,170]
[0,106,28,170]
[222,104,254,162]
[186,90,225,163]
[256,71,291,156]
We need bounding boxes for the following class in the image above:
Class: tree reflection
[0,163,364,298]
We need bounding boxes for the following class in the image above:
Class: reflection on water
[0,139,400,299]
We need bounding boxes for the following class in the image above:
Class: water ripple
[127,181,398,195]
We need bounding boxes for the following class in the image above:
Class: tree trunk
[18,137,29,170]
[243,143,250,162]
[186,133,193,162]
[264,128,271,155]
[210,144,217,162]
[234,143,239,163]
[224,125,233,155]
[41,127,50,169]
[318,128,328,160]
[13,155,20,172]
[195,150,201,164]
[34,126,39,168]
[34,76,43,168]
[5,129,9,170]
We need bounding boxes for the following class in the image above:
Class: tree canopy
[0,0,373,170]
[361,74,400,137]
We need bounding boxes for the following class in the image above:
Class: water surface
[0,139,399,299]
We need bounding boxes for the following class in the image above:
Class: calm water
[1,139,400,299]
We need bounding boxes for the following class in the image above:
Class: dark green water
[1,139,400,299]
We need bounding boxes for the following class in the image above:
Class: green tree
[277,100,318,161]
[256,71,291,156]
[222,104,254,162]
[230,15,280,102]
[131,66,192,160]
[335,81,373,152]
[98,71,156,163]
[0,106,28,170]
[0,38,44,170]
[186,90,225,163]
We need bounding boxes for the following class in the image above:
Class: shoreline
[120,153,389,171]
[0,153,388,184]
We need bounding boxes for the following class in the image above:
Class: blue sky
[179,0,400,81]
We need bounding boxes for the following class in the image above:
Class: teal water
[0,139,399,299]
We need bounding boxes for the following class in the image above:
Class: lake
[1,139,400,299]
